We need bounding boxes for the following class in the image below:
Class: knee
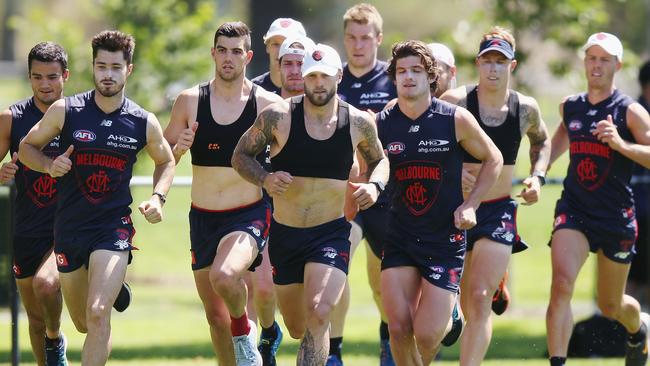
[306,301,335,329]
[32,275,61,300]
[254,285,275,306]
[204,307,231,331]
[388,318,413,341]
[467,288,493,318]
[551,275,575,299]
[86,303,111,330]
[414,330,440,354]
[598,300,622,319]
[210,268,238,296]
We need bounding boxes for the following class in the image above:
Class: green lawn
[0,116,616,365]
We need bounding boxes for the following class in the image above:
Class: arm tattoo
[231,109,281,186]
[353,115,388,183]
[522,102,550,169]
[297,329,327,366]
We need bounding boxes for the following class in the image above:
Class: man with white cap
[428,42,457,97]
[277,36,315,98]
[232,43,389,366]
[252,18,307,95]
[335,4,396,364]
[441,26,550,366]
[545,31,650,366]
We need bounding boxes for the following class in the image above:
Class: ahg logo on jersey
[73,130,96,142]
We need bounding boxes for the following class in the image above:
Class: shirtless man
[232,43,389,366]
[163,22,282,366]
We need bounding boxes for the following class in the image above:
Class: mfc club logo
[394,161,443,216]
[570,137,612,191]
[24,169,57,208]
[73,129,96,142]
[312,50,323,61]
[75,150,128,204]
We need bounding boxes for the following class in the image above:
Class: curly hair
[387,40,439,92]
[92,30,135,64]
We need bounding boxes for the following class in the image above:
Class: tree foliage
[100,0,220,113]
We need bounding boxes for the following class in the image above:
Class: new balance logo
[586,110,598,116]
[351,83,362,88]
[100,119,113,127]
[408,125,420,133]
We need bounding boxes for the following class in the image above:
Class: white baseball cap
[301,43,342,77]
[263,18,306,43]
[428,43,455,68]
[582,32,623,61]
[278,36,316,60]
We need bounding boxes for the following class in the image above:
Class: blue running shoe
[258,321,283,366]
[113,282,131,312]
[379,339,396,366]
[326,354,343,366]
[44,333,68,366]
[441,301,464,347]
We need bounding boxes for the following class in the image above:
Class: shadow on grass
[1,332,548,363]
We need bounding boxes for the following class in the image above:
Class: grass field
[0,89,623,365]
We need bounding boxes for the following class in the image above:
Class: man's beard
[305,87,336,107]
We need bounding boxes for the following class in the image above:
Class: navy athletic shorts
[269,217,351,285]
[54,215,135,273]
[466,196,528,253]
[552,199,638,264]
[382,223,466,293]
[189,200,270,271]
[13,236,54,279]
[352,202,389,259]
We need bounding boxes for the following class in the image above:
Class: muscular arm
[351,112,389,185]
[439,86,468,108]
[456,107,503,208]
[613,103,650,169]
[521,96,551,174]
[232,105,283,186]
[145,113,175,197]
[18,99,65,173]
[163,91,193,164]
[548,101,570,170]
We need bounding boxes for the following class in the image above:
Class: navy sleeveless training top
[338,60,397,113]
[463,85,521,165]
[251,72,281,95]
[55,90,148,238]
[191,82,264,167]
[561,89,636,218]
[378,98,463,239]
[10,97,60,237]
[271,96,353,180]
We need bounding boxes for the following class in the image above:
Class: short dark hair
[92,30,135,64]
[28,42,68,73]
[639,60,650,88]
[214,21,251,51]
[387,40,439,92]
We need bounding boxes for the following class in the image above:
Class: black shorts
[352,202,389,259]
[382,225,466,293]
[189,200,270,271]
[466,196,528,253]
[13,236,54,279]
[54,216,135,273]
[268,217,351,285]
[552,199,638,264]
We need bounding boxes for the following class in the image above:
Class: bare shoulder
[173,85,200,107]
[257,99,290,127]
[256,87,284,110]
[627,102,650,128]
[517,92,541,112]
[0,108,12,124]
[517,92,543,126]
[440,85,468,107]
[348,103,374,128]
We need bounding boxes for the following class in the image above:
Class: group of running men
[2,3,650,366]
